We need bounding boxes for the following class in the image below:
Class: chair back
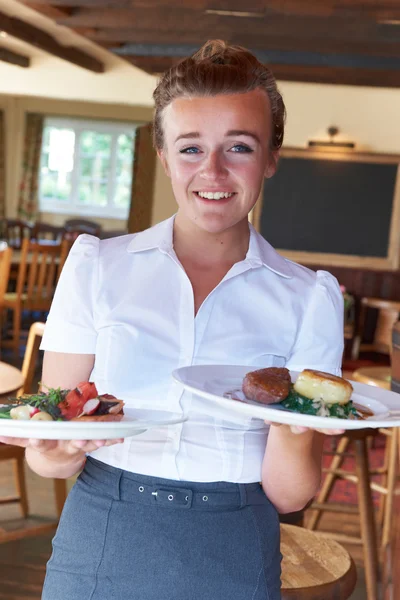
[0,243,12,303]
[0,218,33,250]
[64,218,101,240]
[31,222,65,243]
[352,297,400,359]
[18,321,45,395]
[16,239,70,311]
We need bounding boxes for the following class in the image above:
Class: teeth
[197,191,233,200]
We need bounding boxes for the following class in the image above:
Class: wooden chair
[281,523,357,599]
[352,297,400,360]
[1,239,70,357]
[31,222,66,243]
[63,218,102,240]
[0,243,12,357]
[0,322,67,529]
[0,218,33,250]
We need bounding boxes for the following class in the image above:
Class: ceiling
[6,0,400,87]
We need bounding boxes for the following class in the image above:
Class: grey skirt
[42,457,282,600]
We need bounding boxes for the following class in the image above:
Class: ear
[264,150,279,179]
[157,149,170,178]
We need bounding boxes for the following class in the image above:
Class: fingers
[290,425,310,435]
[0,436,29,448]
[317,429,345,436]
[30,439,58,452]
[67,438,124,453]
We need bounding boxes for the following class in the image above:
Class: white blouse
[41,216,344,483]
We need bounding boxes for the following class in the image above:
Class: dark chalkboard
[260,154,398,258]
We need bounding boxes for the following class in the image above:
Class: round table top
[352,366,391,390]
[0,361,24,397]
[280,524,357,599]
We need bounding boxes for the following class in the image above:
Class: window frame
[39,117,138,220]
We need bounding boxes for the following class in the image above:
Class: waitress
[1,39,344,600]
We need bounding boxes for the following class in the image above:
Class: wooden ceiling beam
[19,0,400,20]
[124,54,400,88]
[24,2,73,19]
[0,46,30,68]
[94,31,400,60]
[54,8,399,43]
[86,23,400,48]
[0,10,104,72]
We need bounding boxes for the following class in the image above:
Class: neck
[173,213,250,267]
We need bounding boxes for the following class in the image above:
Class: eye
[230,144,253,153]
[179,146,200,154]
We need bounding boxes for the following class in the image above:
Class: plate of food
[172,365,400,430]
[0,381,186,440]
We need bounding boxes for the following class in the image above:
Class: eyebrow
[174,130,261,144]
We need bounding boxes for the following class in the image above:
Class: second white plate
[173,365,400,430]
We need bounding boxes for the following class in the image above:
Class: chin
[194,215,232,234]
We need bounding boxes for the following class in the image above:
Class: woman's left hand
[265,421,344,436]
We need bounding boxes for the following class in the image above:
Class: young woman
[1,41,344,599]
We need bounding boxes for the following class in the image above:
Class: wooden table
[352,366,391,390]
[281,524,357,599]
[0,361,24,400]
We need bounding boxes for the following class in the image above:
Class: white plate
[0,408,187,440]
[173,365,400,430]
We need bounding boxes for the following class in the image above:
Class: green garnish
[6,386,68,421]
[281,386,358,419]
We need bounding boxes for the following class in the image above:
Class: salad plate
[0,408,187,440]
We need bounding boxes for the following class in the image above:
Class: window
[39,117,137,219]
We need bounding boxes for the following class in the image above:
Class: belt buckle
[152,487,193,509]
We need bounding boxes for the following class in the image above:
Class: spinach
[281,387,357,419]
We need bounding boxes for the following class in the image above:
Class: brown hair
[152,39,286,152]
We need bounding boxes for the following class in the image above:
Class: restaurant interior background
[1,1,400,599]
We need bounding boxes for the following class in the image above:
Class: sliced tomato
[58,381,98,420]
[77,381,98,401]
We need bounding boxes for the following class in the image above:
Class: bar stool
[281,524,357,599]
[306,428,379,600]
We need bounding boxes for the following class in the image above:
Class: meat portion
[242,367,291,405]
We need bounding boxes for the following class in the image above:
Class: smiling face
[158,89,278,235]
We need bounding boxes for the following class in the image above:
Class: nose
[199,151,228,180]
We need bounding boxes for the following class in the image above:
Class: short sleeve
[40,234,99,354]
[286,270,344,376]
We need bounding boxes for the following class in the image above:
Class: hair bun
[193,39,228,61]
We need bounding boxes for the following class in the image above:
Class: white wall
[279,81,400,155]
